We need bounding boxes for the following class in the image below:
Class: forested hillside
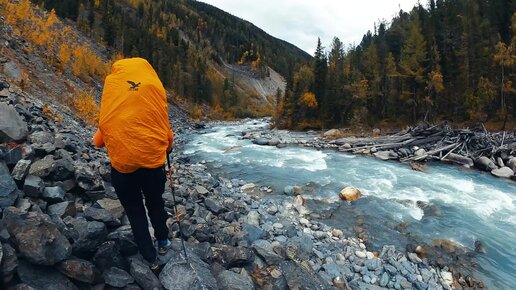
[30,0,310,117]
[277,0,516,130]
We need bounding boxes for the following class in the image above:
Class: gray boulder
[42,186,66,203]
[3,61,22,81]
[96,198,124,219]
[29,155,56,178]
[214,246,254,268]
[129,258,162,290]
[252,239,283,265]
[57,258,103,284]
[103,267,134,288]
[28,131,55,145]
[253,138,269,146]
[286,235,314,261]
[74,161,103,191]
[92,241,129,272]
[475,156,498,171]
[11,159,32,181]
[216,270,255,290]
[1,162,19,208]
[508,157,516,172]
[159,251,218,290]
[4,146,23,165]
[47,201,76,218]
[17,260,78,290]
[84,206,120,227]
[1,243,18,280]
[106,226,138,256]
[3,207,71,265]
[491,167,515,179]
[268,138,280,146]
[444,153,474,167]
[204,198,225,214]
[280,260,332,290]
[0,103,28,142]
[52,158,75,181]
[373,150,398,160]
[63,217,107,259]
[23,175,45,198]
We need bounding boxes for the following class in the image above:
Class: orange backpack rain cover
[98,58,171,173]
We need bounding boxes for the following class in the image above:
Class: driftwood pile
[332,123,516,178]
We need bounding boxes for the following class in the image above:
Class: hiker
[93,57,174,271]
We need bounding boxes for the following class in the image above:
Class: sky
[199,0,419,55]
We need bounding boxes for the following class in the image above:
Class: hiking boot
[149,259,160,274]
[158,239,172,255]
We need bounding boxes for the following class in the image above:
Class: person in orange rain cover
[93,57,174,271]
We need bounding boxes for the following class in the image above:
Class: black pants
[111,166,169,262]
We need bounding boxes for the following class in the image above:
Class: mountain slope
[30,0,311,117]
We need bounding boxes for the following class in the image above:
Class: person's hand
[167,141,173,153]
[93,129,105,148]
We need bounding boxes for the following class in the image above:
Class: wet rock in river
[491,166,514,178]
[252,138,269,145]
[475,156,498,171]
[508,157,516,172]
[339,187,362,202]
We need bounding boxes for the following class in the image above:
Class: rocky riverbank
[0,78,479,290]
[243,120,516,182]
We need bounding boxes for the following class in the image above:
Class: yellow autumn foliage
[72,90,99,125]
[300,92,318,108]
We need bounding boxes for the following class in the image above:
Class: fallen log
[401,143,459,162]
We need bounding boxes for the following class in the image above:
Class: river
[181,119,516,289]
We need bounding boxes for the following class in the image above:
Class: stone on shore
[28,155,56,178]
[57,258,103,284]
[491,166,514,178]
[159,251,218,290]
[374,150,397,160]
[280,260,332,290]
[252,138,269,145]
[475,156,498,171]
[47,201,76,218]
[103,267,134,288]
[0,103,28,142]
[284,185,302,196]
[1,162,19,208]
[216,270,255,290]
[252,239,283,265]
[64,217,107,259]
[444,153,474,167]
[339,187,362,202]
[241,183,256,191]
[129,258,162,290]
[11,159,32,181]
[42,186,66,203]
[23,175,45,198]
[17,260,78,290]
[4,207,71,265]
[323,129,342,138]
[508,157,516,172]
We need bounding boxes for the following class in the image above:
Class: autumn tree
[399,18,427,122]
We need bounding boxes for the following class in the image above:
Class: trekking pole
[166,152,188,262]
